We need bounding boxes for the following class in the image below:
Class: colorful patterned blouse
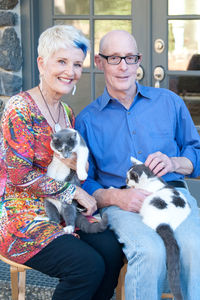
[0,92,76,264]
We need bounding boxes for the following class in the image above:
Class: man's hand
[116,188,150,212]
[94,187,150,213]
[145,151,175,177]
[145,151,193,176]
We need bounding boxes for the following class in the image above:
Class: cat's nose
[63,151,70,158]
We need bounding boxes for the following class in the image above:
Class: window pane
[62,73,91,116]
[168,20,200,70]
[95,20,132,54]
[95,73,105,98]
[94,0,131,15]
[169,75,200,126]
[54,20,90,68]
[54,0,89,15]
[168,0,200,15]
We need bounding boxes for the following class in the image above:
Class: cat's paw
[63,225,75,234]
[77,170,88,181]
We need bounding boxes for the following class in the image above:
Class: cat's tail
[156,224,183,300]
[76,213,108,234]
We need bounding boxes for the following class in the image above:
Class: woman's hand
[54,152,77,171]
[54,153,89,173]
[74,186,97,216]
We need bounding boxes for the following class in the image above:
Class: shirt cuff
[82,180,103,196]
[57,183,76,205]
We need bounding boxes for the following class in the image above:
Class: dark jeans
[25,229,124,300]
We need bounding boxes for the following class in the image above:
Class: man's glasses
[99,53,141,65]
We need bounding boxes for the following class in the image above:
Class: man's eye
[110,56,118,61]
[74,63,82,68]
[126,56,135,62]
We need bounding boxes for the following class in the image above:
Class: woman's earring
[72,85,76,95]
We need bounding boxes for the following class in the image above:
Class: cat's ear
[72,132,77,139]
[52,135,58,142]
[130,156,143,165]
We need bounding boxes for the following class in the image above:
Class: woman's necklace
[38,85,61,132]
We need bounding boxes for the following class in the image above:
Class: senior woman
[0,25,123,300]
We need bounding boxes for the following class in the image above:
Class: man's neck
[107,85,137,110]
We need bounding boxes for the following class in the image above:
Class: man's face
[98,32,141,98]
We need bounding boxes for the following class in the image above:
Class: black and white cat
[45,128,107,234]
[126,157,191,300]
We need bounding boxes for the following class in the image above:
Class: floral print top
[0,92,76,264]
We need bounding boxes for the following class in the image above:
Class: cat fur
[126,156,191,300]
[45,128,107,234]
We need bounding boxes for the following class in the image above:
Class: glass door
[22,0,200,126]
[151,0,200,201]
[21,0,200,201]
[53,0,133,115]
[152,0,200,130]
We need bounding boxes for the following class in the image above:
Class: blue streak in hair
[74,39,88,55]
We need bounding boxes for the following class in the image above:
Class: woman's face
[38,47,85,98]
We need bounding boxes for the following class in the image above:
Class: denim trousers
[25,229,123,300]
[103,187,200,300]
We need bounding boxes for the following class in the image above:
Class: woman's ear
[37,56,45,76]
[95,54,104,71]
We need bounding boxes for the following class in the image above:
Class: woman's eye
[58,60,65,65]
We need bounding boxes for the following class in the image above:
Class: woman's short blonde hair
[37,25,90,62]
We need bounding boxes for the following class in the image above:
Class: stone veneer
[0,0,22,116]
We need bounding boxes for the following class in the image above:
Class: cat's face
[51,128,78,158]
[126,164,155,188]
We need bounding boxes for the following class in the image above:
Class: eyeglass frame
[98,53,141,65]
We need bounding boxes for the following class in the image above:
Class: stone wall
[0,0,22,117]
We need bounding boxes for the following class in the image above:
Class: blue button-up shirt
[75,83,200,195]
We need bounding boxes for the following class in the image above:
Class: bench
[116,259,174,300]
[0,254,31,300]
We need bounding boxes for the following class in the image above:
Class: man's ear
[95,54,103,71]
[138,53,142,65]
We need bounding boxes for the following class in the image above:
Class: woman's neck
[38,83,61,107]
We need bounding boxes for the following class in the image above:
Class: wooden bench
[0,254,31,300]
[116,259,174,300]
[1,253,174,300]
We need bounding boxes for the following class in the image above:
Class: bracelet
[60,184,76,205]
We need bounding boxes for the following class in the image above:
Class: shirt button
[127,112,131,115]
[138,151,142,154]
[132,130,136,135]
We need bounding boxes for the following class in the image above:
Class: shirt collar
[98,82,151,111]
[136,82,151,100]
[98,87,113,111]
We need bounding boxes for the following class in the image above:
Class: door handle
[136,66,144,82]
[154,66,165,88]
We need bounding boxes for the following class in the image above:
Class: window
[53,0,132,115]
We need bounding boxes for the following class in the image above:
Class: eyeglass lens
[107,55,139,64]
